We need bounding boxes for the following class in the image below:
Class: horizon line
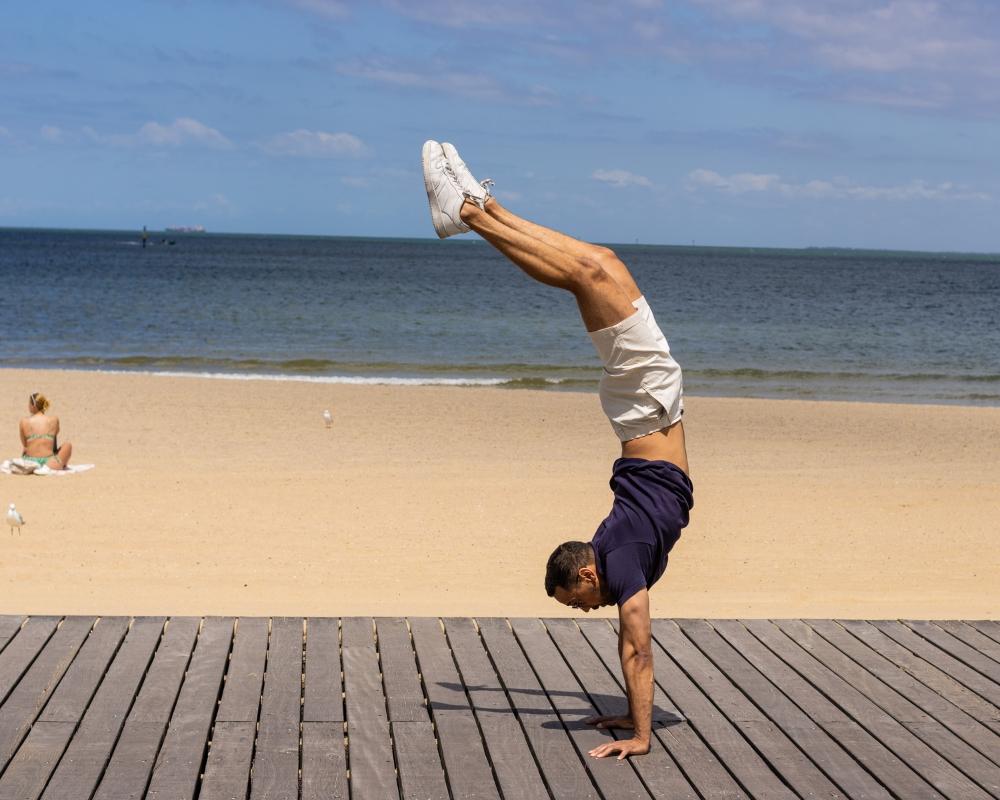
[1,224,999,259]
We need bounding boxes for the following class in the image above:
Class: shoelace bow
[443,157,495,209]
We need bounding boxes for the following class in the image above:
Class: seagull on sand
[6,503,25,535]
[323,409,333,428]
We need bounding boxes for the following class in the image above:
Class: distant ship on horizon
[164,225,206,233]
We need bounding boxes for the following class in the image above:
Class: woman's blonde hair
[29,392,50,413]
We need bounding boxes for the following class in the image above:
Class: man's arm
[587,588,653,759]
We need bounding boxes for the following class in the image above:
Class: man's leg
[479,199,644,304]
[459,201,635,332]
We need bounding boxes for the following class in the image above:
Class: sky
[2,0,999,250]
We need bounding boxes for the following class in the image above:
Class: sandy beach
[1,368,997,619]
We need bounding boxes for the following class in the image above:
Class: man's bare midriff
[621,420,689,476]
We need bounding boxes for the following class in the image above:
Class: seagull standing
[6,503,25,535]
[322,409,333,429]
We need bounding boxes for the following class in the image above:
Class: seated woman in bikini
[19,392,73,470]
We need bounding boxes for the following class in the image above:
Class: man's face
[552,566,611,613]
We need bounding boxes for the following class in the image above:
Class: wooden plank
[409,617,500,800]
[302,721,348,800]
[511,619,649,798]
[838,620,1000,738]
[0,617,59,705]
[510,619,649,800]
[0,721,74,800]
[251,617,303,800]
[0,617,25,652]
[0,618,129,800]
[40,617,166,800]
[342,618,385,722]
[810,620,1000,768]
[678,618,890,800]
[197,617,267,800]
[544,618,699,800]
[304,617,342,723]
[745,618,989,800]
[215,617,269,722]
[477,617,601,800]
[38,617,130,723]
[92,616,201,800]
[375,618,427,721]
[443,617,551,800]
[392,720,450,800]
[341,617,399,800]
[935,622,1000,666]
[711,619,942,800]
[145,616,234,800]
[659,619,846,799]
[969,621,1000,647]
[872,621,1000,708]
[905,621,1000,684]
[198,720,255,800]
[927,621,1000,671]
[597,618,793,800]
[0,616,94,773]
[580,618,749,800]
[777,619,1000,797]
[348,719,398,800]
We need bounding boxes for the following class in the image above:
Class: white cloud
[592,169,653,188]
[687,168,991,201]
[259,129,368,158]
[339,59,558,106]
[689,0,1000,113]
[136,117,232,148]
[40,125,63,143]
[85,118,232,149]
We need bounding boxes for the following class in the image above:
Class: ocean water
[1,228,998,405]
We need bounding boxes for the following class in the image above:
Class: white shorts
[588,296,684,442]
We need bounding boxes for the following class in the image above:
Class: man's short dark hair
[545,541,593,597]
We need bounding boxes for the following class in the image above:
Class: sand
[1,368,998,619]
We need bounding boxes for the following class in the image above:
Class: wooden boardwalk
[0,617,999,799]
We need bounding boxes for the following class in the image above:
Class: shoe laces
[462,178,494,210]
[442,159,461,184]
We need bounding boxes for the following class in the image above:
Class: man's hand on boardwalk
[588,736,651,760]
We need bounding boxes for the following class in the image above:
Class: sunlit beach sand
[2,367,997,619]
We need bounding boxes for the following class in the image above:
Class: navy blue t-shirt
[591,459,694,606]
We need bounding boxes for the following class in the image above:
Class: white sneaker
[442,142,493,209]
[422,140,470,238]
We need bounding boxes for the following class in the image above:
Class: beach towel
[1,459,95,476]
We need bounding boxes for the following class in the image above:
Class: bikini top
[25,433,55,441]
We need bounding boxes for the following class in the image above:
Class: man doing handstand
[422,141,694,760]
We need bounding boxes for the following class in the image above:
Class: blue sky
[2,0,999,250]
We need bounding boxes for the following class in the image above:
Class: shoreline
[2,365,998,409]
[2,367,998,619]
